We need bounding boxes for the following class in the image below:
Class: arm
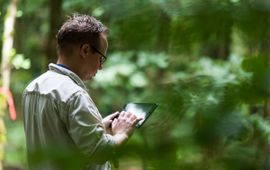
[66,91,116,163]
[65,91,141,163]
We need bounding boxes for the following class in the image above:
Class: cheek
[87,56,100,73]
[94,58,100,69]
[88,60,99,72]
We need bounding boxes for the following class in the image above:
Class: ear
[79,44,90,58]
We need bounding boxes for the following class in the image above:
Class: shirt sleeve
[65,91,116,164]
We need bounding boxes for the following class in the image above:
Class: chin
[83,74,94,81]
[83,77,91,82]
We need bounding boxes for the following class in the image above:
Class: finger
[129,119,139,128]
[111,118,118,128]
[119,111,126,118]
[134,116,143,123]
[128,112,142,121]
[129,113,138,121]
[126,111,132,118]
[137,116,143,121]
[108,111,120,119]
[104,120,112,128]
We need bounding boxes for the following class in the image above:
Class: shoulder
[66,90,102,120]
[24,71,86,103]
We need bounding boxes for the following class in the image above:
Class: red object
[0,87,16,120]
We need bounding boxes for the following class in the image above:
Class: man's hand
[111,111,142,145]
[102,112,120,134]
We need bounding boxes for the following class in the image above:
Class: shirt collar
[48,63,88,91]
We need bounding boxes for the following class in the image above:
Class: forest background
[1,0,270,169]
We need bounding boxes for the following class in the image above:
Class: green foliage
[89,51,169,114]
[12,54,30,70]
[117,55,269,169]
[4,121,27,168]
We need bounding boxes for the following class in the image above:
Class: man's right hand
[111,111,142,145]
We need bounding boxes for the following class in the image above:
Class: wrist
[112,133,129,146]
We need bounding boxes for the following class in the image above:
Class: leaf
[12,54,31,69]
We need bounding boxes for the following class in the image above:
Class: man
[22,13,141,170]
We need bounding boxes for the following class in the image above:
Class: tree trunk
[1,0,17,89]
[0,0,18,169]
[46,0,63,65]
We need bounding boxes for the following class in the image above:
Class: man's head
[56,13,108,81]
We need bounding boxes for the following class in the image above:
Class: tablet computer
[123,102,158,127]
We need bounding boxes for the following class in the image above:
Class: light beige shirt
[22,63,115,170]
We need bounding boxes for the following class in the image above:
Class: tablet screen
[124,103,158,127]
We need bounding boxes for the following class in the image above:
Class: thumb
[104,119,113,128]
[108,111,120,120]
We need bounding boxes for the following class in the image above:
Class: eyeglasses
[91,45,107,65]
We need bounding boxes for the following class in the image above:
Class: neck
[57,56,82,79]
[56,63,70,70]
